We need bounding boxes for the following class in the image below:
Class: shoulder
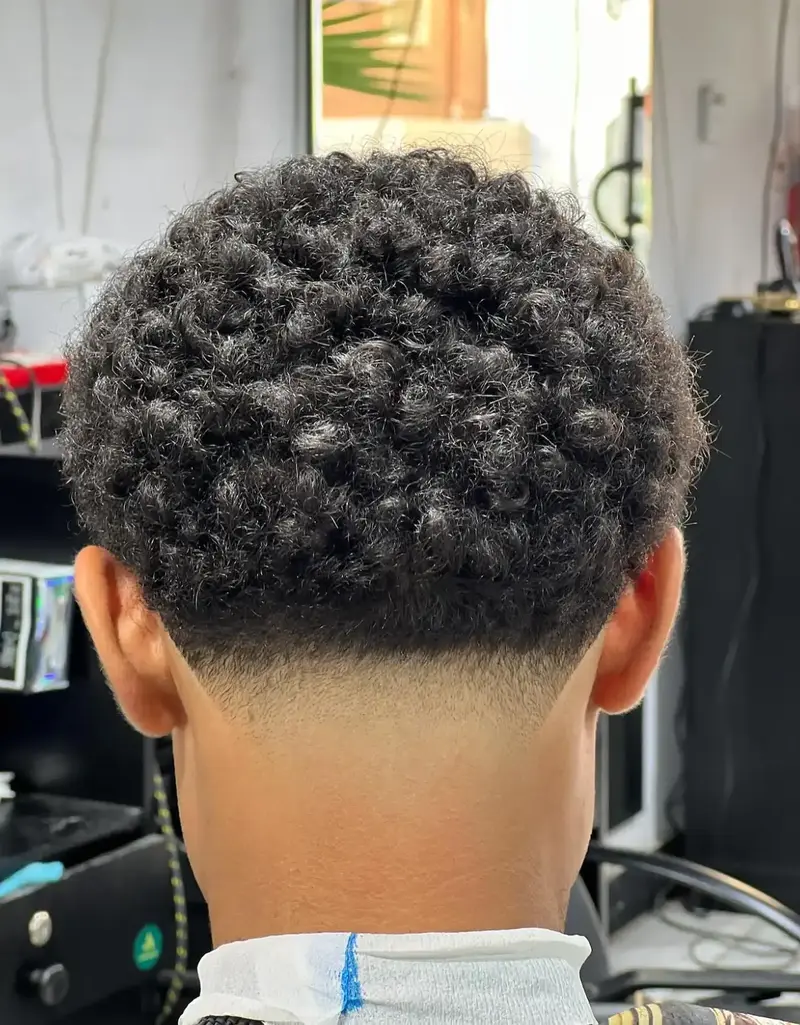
[600,1003,796,1025]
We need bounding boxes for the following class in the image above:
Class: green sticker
[133,924,163,972]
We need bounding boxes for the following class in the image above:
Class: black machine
[573,843,800,1021]
[591,78,645,252]
[683,304,800,911]
[0,440,208,1024]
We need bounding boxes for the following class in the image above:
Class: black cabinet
[684,315,800,908]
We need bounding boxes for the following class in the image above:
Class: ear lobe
[592,528,684,716]
[74,546,183,737]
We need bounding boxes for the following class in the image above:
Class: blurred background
[317,0,651,251]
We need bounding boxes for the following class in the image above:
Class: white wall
[0,0,310,351]
[487,0,800,325]
[649,0,800,325]
[486,0,651,235]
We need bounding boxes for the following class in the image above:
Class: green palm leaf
[322,1,427,102]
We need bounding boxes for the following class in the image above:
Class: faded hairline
[180,634,588,728]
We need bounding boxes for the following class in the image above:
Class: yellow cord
[0,365,37,451]
[152,766,189,1025]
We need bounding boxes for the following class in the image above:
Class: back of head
[62,149,704,721]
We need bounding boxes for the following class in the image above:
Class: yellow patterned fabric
[195,1004,794,1025]
[601,1004,796,1025]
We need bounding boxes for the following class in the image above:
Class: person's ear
[592,528,684,715]
[73,546,185,737]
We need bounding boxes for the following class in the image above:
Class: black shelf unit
[0,439,209,1021]
[684,314,800,910]
[0,446,147,808]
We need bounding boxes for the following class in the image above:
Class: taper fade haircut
[62,150,706,710]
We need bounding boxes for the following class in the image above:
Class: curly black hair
[62,150,706,680]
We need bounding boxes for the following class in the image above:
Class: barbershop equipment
[0,429,206,1023]
[0,229,122,453]
[591,79,645,251]
[0,353,65,452]
[772,218,800,292]
[0,559,74,693]
[683,299,800,912]
[746,218,800,315]
[573,843,800,1020]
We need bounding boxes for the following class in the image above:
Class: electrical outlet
[697,82,726,144]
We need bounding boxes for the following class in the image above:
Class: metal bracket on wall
[697,82,726,144]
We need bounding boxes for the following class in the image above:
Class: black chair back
[565,876,612,988]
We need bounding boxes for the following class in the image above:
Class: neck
[178,696,593,946]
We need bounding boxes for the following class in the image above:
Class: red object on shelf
[789,181,800,253]
[0,353,67,391]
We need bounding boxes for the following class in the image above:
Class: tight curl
[62,150,706,666]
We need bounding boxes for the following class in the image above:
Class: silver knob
[28,910,53,948]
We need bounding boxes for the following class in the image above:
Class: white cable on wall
[81,0,117,236]
[38,0,117,237]
[38,0,66,233]
[651,6,687,326]
[35,0,118,320]
[568,0,581,196]
[760,0,792,283]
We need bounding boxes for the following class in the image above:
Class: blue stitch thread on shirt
[340,932,363,1013]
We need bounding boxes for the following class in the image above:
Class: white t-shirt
[180,928,595,1025]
